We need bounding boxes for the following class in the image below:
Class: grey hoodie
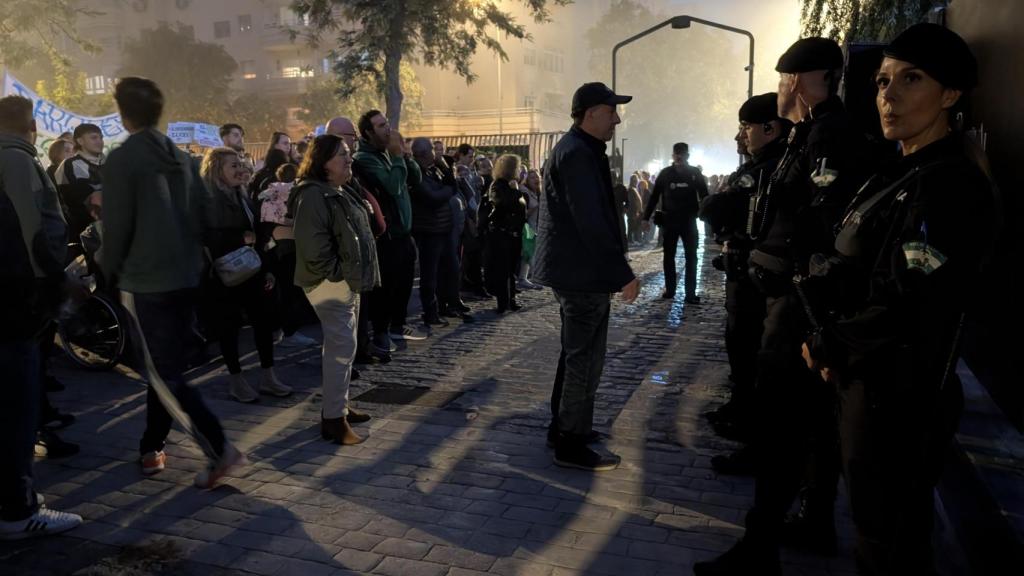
[101,128,205,293]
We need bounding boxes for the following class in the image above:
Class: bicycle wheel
[58,294,127,370]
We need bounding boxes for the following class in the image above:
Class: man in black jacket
[643,142,708,302]
[533,82,639,471]
[0,96,83,539]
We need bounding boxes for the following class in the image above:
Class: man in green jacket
[102,77,244,489]
[352,110,427,352]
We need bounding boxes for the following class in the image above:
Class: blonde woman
[200,147,291,403]
[483,154,527,312]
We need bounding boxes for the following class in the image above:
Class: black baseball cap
[571,82,632,118]
[776,37,844,73]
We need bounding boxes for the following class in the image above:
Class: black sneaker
[693,538,780,576]
[553,443,619,471]
[660,291,675,299]
[685,295,702,304]
[546,428,603,448]
[423,315,450,327]
[711,446,756,476]
[44,376,65,392]
[41,409,75,431]
[36,430,79,459]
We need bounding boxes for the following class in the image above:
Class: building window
[85,75,108,95]
[281,66,314,78]
[524,48,536,66]
[180,24,194,39]
[238,14,252,33]
[279,7,309,26]
[539,50,564,74]
[240,60,256,80]
[524,95,536,108]
[214,20,231,39]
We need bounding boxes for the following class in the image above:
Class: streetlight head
[671,16,691,29]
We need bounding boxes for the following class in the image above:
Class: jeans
[662,219,699,297]
[306,280,360,419]
[414,231,449,320]
[371,235,416,335]
[0,339,42,521]
[121,290,226,460]
[549,289,612,437]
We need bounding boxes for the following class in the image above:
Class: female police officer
[800,23,996,575]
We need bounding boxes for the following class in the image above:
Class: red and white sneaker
[141,450,166,476]
[194,444,248,490]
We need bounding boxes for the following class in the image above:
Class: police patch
[902,241,947,274]
[811,168,839,187]
[738,174,755,188]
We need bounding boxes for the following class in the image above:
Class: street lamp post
[621,138,629,181]
[612,15,754,102]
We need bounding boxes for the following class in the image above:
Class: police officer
[642,142,708,302]
[700,93,791,474]
[800,24,994,575]
[694,37,874,576]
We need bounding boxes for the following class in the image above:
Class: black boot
[692,537,780,576]
[780,490,838,555]
[553,434,619,471]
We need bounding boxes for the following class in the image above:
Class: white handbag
[213,191,262,287]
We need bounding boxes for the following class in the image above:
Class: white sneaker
[277,332,318,347]
[194,443,249,490]
[229,374,258,403]
[389,325,429,341]
[258,368,292,397]
[0,507,83,540]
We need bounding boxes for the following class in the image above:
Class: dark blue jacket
[532,126,634,293]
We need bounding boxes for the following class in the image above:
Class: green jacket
[291,179,380,293]
[353,141,421,237]
[101,128,205,293]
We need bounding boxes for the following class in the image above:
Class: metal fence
[243,131,565,170]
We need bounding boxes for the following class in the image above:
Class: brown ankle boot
[321,415,365,445]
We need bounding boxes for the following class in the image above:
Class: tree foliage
[0,0,99,69]
[34,64,116,117]
[228,94,291,143]
[800,0,934,43]
[587,0,746,175]
[298,61,423,131]
[291,0,570,128]
[117,23,238,125]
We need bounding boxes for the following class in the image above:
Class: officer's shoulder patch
[738,174,755,188]
[902,241,947,275]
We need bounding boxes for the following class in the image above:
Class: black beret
[776,37,844,73]
[739,93,780,124]
[673,142,688,155]
[884,23,977,91]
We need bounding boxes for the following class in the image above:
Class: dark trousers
[745,291,839,545]
[438,221,464,310]
[122,289,226,459]
[0,338,42,521]
[357,292,372,356]
[270,239,314,337]
[724,272,766,406]
[371,235,416,335]
[462,240,485,291]
[662,219,699,297]
[37,322,59,426]
[839,371,962,575]
[210,275,275,374]
[414,231,451,321]
[484,232,521,310]
[548,290,611,437]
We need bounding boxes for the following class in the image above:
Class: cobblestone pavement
[0,240,862,576]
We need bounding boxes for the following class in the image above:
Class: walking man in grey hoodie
[102,77,245,489]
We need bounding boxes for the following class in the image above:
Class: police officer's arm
[818,167,991,373]
[804,123,869,231]
[560,149,635,289]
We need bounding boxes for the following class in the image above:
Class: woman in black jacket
[201,147,291,403]
[799,24,996,575]
[483,154,527,313]
[250,148,289,199]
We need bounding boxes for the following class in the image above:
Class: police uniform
[700,93,788,434]
[695,38,875,576]
[803,24,994,574]
[643,144,708,300]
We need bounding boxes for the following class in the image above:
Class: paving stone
[371,536,434,560]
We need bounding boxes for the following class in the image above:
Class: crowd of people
[0,20,999,576]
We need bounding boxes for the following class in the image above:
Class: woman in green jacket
[291,135,380,445]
